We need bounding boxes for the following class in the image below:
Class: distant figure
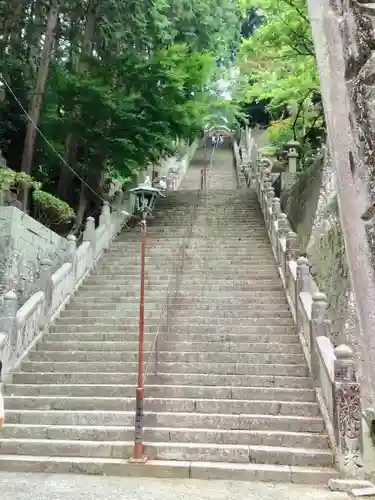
[211,135,217,147]
[219,135,224,146]
[159,177,167,191]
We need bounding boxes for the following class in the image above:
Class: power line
[0,73,128,214]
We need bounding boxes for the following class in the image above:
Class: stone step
[5,410,324,432]
[54,317,294,327]
[84,276,281,285]
[28,351,304,365]
[58,310,292,320]
[77,282,285,292]
[69,296,289,306]
[92,267,279,275]
[35,341,301,354]
[74,290,287,299]
[5,396,319,416]
[0,455,339,484]
[43,331,299,343]
[0,425,328,448]
[13,372,313,389]
[5,384,315,401]
[20,361,308,376]
[49,324,296,335]
[0,441,333,467]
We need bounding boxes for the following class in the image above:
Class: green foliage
[32,189,75,225]
[0,0,241,226]
[237,0,324,158]
[0,168,74,224]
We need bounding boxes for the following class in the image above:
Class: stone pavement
[0,472,350,500]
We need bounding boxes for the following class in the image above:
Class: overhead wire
[0,73,129,214]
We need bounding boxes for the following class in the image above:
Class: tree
[0,0,241,231]
[237,0,324,159]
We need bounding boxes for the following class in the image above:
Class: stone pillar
[282,140,299,191]
[311,292,329,381]
[333,344,364,477]
[39,259,52,328]
[286,231,299,261]
[272,198,281,223]
[265,187,275,229]
[307,0,375,409]
[277,213,288,239]
[0,290,17,336]
[296,256,310,294]
[67,234,77,289]
[99,200,110,227]
[83,216,96,257]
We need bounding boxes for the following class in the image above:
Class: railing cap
[334,344,353,359]
[40,258,52,267]
[67,234,77,241]
[297,256,309,265]
[3,290,17,300]
[312,291,328,302]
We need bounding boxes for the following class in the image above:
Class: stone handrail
[0,148,198,415]
[236,133,364,478]
[0,199,130,381]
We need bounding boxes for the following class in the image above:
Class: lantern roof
[129,176,166,197]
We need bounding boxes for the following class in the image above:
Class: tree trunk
[20,5,59,208]
[57,1,98,201]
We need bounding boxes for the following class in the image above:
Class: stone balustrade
[0,199,130,382]
[236,133,364,478]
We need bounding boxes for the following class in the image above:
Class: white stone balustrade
[235,132,364,478]
[0,199,131,381]
[0,147,197,385]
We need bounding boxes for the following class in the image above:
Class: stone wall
[0,206,68,304]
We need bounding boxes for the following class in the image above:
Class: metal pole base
[128,454,148,464]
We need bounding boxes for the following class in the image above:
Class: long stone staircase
[0,146,338,484]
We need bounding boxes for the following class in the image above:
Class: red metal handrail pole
[131,215,146,461]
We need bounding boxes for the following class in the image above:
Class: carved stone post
[276,213,288,266]
[83,216,96,258]
[0,290,17,376]
[39,259,52,328]
[265,187,275,231]
[282,140,299,191]
[286,231,299,261]
[99,200,111,227]
[310,292,329,382]
[296,256,310,294]
[0,290,17,337]
[333,344,364,477]
[277,213,288,238]
[285,231,299,280]
[272,198,281,223]
[67,234,77,291]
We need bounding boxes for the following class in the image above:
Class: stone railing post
[0,290,17,374]
[333,344,364,476]
[277,213,288,238]
[282,140,299,192]
[67,234,77,290]
[0,290,17,337]
[310,292,329,381]
[286,231,299,261]
[272,198,281,223]
[39,258,52,328]
[265,186,275,230]
[83,216,96,258]
[99,200,110,227]
[285,231,299,279]
[296,256,310,294]
[261,168,271,214]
